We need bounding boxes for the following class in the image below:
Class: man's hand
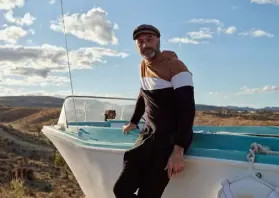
[166,145,185,178]
[122,122,137,134]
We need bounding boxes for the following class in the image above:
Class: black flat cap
[133,24,161,40]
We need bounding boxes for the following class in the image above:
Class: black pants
[113,133,173,198]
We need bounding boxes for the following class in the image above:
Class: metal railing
[65,95,137,101]
[62,95,139,124]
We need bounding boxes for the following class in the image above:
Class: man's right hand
[122,122,137,134]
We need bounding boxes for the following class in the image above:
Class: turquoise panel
[63,120,279,166]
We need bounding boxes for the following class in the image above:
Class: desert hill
[0,96,64,108]
[1,96,278,112]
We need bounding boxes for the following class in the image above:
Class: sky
[0,0,278,108]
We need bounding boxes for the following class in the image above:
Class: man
[113,24,196,198]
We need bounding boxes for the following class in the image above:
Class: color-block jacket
[130,50,196,151]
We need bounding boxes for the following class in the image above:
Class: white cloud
[239,29,274,38]
[168,28,212,44]
[188,28,213,39]
[208,92,229,98]
[0,85,128,99]
[177,17,274,43]
[187,18,221,25]
[28,29,35,35]
[49,0,55,4]
[50,7,119,45]
[223,26,237,34]
[0,0,24,10]
[216,24,237,35]
[171,18,237,44]
[250,0,279,5]
[4,10,36,26]
[0,44,129,78]
[209,92,219,95]
[237,85,279,95]
[168,37,200,44]
[186,18,237,35]
[9,67,52,78]
[1,75,69,87]
[0,86,71,97]
[0,26,28,43]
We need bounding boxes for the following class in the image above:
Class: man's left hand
[166,146,185,178]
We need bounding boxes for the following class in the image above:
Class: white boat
[42,95,279,198]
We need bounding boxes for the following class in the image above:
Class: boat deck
[49,120,279,166]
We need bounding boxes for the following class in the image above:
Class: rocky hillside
[0,96,64,108]
[1,96,278,112]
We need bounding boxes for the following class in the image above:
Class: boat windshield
[60,96,145,123]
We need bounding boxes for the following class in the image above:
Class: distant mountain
[0,96,64,108]
[227,106,255,111]
[262,107,279,112]
[0,96,278,112]
[224,106,279,112]
[196,105,279,112]
[195,104,223,111]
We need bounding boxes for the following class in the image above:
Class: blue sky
[0,0,278,108]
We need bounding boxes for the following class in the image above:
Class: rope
[59,0,78,128]
[246,142,279,163]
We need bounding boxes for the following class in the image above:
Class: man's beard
[143,49,156,59]
[142,44,160,60]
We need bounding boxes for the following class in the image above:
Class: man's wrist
[173,145,184,156]
[129,120,137,125]
[129,119,138,125]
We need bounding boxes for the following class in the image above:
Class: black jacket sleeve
[170,60,196,151]
[173,86,195,151]
[130,90,145,125]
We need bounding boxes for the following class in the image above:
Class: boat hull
[42,126,279,198]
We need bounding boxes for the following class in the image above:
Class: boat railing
[64,95,137,101]
[60,95,141,125]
